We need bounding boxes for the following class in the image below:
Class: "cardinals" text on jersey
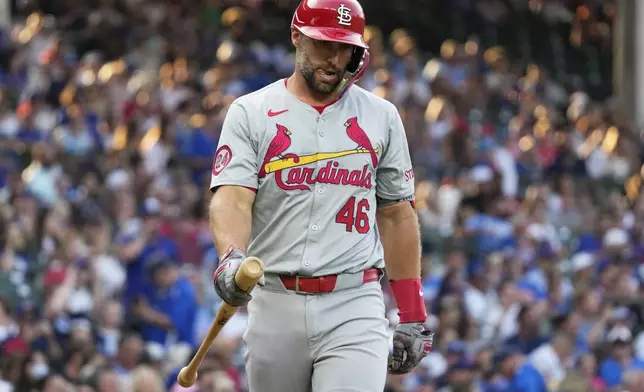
[274,161,372,191]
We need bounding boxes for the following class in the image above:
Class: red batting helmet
[291,0,370,94]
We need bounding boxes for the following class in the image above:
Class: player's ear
[291,28,302,48]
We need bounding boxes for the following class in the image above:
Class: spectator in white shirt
[530,330,575,390]
[463,261,496,324]
[570,252,596,286]
[480,280,520,342]
[491,140,519,198]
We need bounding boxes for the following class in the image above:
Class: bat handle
[176,257,264,387]
[234,256,264,291]
[177,302,237,387]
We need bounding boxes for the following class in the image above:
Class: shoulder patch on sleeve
[212,145,233,176]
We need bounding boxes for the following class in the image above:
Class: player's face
[294,32,354,95]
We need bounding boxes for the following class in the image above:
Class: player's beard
[296,50,344,96]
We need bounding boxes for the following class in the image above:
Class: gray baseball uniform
[210,79,414,391]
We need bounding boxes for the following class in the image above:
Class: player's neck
[287,73,341,107]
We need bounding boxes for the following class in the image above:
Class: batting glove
[388,322,434,374]
[213,247,262,307]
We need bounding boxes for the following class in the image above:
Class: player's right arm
[208,101,262,306]
[209,186,254,254]
[208,102,259,251]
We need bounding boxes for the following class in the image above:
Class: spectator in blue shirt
[16,114,44,145]
[494,346,547,392]
[176,118,219,185]
[463,197,514,254]
[52,112,97,158]
[575,212,614,254]
[135,255,198,348]
[599,326,644,388]
[552,311,589,360]
[119,197,179,307]
[437,358,477,392]
[504,305,550,355]
[574,287,608,356]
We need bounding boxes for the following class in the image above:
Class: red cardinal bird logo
[259,124,292,177]
[344,116,378,168]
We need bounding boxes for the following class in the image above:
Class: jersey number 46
[335,196,370,234]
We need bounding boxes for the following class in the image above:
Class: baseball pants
[243,278,389,392]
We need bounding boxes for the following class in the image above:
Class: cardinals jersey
[210,80,415,276]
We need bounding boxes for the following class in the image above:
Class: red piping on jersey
[283,78,340,114]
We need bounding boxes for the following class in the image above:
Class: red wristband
[389,278,427,323]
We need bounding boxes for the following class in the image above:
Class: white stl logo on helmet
[337,4,352,26]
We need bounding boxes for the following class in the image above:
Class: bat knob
[235,257,265,291]
[177,367,197,387]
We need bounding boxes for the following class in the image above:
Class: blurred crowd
[0,0,642,391]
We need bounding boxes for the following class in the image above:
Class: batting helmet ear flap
[352,49,369,81]
[346,47,365,74]
[338,48,369,95]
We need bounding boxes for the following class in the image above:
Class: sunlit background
[2,1,644,392]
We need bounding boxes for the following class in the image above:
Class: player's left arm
[377,201,421,280]
[375,106,425,324]
[376,106,432,374]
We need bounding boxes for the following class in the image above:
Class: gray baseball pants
[243,278,389,392]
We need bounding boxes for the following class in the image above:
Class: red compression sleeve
[389,278,427,323]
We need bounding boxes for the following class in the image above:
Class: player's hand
[213,247,263,307]
[388,322,434,375]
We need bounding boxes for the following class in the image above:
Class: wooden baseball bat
[177,256,265,387]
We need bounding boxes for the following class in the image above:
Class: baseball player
[209,0,433,390]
